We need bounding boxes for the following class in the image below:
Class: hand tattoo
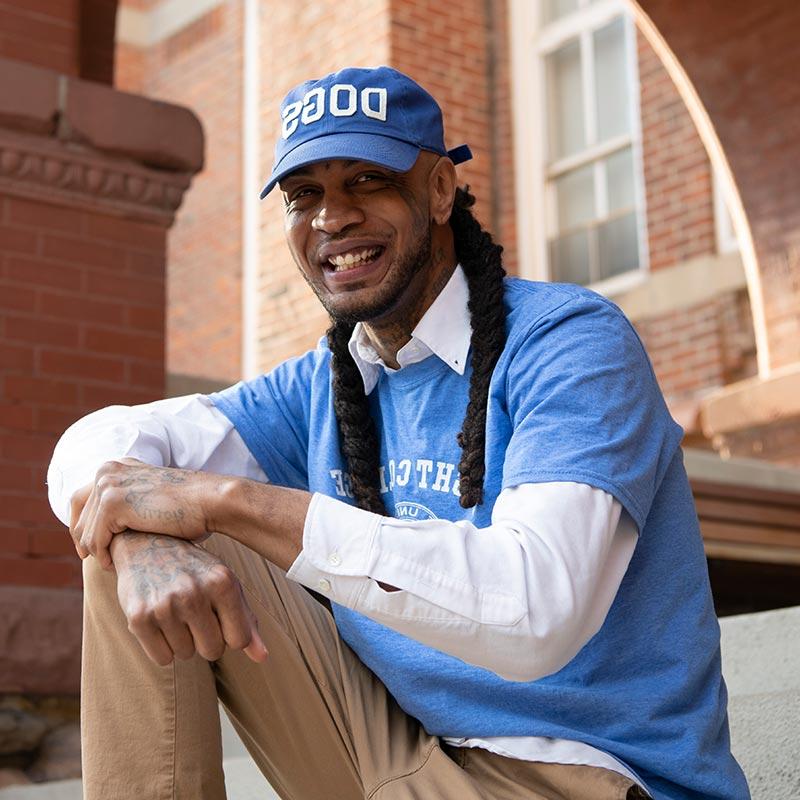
[121,533,218,601]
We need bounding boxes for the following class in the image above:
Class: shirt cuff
[286,492,382,604]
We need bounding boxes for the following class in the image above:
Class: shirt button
[328,552,342,567]
[318,579,331,592]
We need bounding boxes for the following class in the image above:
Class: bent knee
[82,554,118,601]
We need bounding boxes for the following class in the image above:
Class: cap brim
[260,133,422,198]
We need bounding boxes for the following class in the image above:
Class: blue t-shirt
[212,278,749,800]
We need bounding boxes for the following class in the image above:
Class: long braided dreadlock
[326,185,507,514]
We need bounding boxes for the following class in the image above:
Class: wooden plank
[704,541,800,566]
[695,497,800,529]
[691,479,800,509]
[700,520,800,549]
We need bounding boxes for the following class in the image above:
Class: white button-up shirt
[47,266,642,786]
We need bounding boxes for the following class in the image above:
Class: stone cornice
[0,128,191,225]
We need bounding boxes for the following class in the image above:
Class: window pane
[542,0,579,24]
[554,164,595,231]
[546,40,585,161]
[594,17,630,143]
[598,211,639,279]
[606,147,635,213]
[550,229,591,284]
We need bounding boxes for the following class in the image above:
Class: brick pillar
[0,57,203,694]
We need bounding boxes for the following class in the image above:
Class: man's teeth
[328,247,381,271]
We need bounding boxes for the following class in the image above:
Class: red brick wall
[637,0,800,373]
[390,0,493,230]
[0,197,166,589]
[637,30,716,271]
[116,2,243,384]
[635,290,755,408]
[0,0,81,76]
[389,0,517,273]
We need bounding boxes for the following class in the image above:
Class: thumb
[244,612,268,663]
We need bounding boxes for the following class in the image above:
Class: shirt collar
[347,265,470,394]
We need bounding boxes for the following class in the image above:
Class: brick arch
[631,0,800,378]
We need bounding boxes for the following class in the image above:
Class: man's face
[279,156,436,325]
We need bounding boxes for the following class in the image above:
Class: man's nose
[311,192,365,234]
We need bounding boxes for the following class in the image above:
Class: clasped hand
[70,458,221,570]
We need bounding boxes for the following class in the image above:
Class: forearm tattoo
[118,467,189,527]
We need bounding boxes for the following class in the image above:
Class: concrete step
[719,605,800,800]
[0,756,278,800]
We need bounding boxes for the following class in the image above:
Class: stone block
[0,59,58,136]
[0,708,46,756]
[63,78,204,173]
[0,588,81,696]
[27,724,81,783]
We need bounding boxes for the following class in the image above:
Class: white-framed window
[510,0,648,292]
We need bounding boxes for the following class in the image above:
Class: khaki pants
[81,534,647,800]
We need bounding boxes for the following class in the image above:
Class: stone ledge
[701,364,800,437]
[0,57,203,175]
[0,587,81,696]
[0,128,191,225]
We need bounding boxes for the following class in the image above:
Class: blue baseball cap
[260,66,472,198]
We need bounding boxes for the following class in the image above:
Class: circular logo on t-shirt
[394,501,438,521]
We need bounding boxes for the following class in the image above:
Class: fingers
[70,484,116,569]
[77,498,115,571]
[69,484,93,559]
[243,622,269,663]
[126,608,178,667]
[118,550,268,667]
[157,617,197,662]
[210,567,268,663]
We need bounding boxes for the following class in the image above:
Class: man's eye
[355,173,383,184]
[287,187,315,202]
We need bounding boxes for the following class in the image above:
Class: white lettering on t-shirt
[378,465,389,493]
[431,461,455,493]
[327,456,462,501]
[328,469,346,497]
[395,459,411,487]
[415,459,434,489]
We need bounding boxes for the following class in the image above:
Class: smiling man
[48,67,748,800]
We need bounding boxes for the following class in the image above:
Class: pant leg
[82,533,645,800]
[379,744,643,800]
[81,554,227,800]
[203,535,481,800]
[81,533,444,800]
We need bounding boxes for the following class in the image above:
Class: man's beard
[319,224,432,326]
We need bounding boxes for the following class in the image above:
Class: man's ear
[428,157,458,226]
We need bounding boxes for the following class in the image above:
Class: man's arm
[49,394,270,665]
[73,459,635,683]
[48,393,266,527]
